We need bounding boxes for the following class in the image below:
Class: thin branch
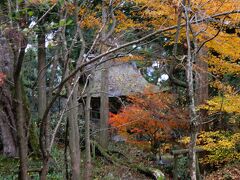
[48,75,81,152]
[56,9,240,91]
[195,16,227,54]
[28,3,57,33]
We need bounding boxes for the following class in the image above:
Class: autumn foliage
[109,88,188,152]
[180,131,240,167]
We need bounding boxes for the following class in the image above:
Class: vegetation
[0,0,239,179]
[109,88,188,154]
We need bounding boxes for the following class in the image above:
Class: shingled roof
[89,61,160,97]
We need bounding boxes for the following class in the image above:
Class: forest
[0,0,239,179]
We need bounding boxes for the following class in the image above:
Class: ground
[92,142,153,179]
[0,142,240,179]
[205,163,240,180]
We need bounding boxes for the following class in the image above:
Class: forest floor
[92,142,154,180]
[0,142,154,179]
[0,142,240,179]
[204,163,240,180]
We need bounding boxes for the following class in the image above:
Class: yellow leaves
[115,10,144,32]
[198,26,240,70]
[186,1,240,79]
[117,0,178,31]
[191,0,240,18]
[218,140,234,149]
[206,32,240,60]
[211,81,235,94]
[142,3,175,18]
[202,94,240,114]
[78,6,102,29]
[80,15,101,29]
[200,131,240,166]
[180,131,240,166]
[178,136,190,145]
[115,55,144,62]
[78,8,101,28]
[208,56,240,75]
[115,19,142,32]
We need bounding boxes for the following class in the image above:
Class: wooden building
[80,61,160,120]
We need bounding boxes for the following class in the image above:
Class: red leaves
[109,88,188,149]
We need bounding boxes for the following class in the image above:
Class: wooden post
[91,141,96,159]
[196,155,202,180]
[173,154,178,180]
[171,148,205,180]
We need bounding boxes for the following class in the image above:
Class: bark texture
[66,79,81,180]
[15,78,29,180]
[99,0,110,149]
[84,72,94,180]
[37,28,48,148]
[184,3,198,179]
[195,49,208,130]
[6,28,29,180]
[0,34,18,157]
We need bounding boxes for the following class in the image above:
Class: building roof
[89,61,160,97]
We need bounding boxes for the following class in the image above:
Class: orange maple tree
[109,88,188,152]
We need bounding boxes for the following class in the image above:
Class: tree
[5,24,29,180]
[109,88,188,154]
[0,0,239,179]
[0,35,18,157]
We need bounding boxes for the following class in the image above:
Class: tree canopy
[0,0,239,179]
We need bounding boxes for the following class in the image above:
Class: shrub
[180,131,240,167]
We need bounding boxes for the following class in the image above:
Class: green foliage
[0,147,65,179]
[0,155,19,178]
[29,122,40,157]
[59,19,73,27]
[176,156,190,180]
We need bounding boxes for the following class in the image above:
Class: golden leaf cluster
[180,131,240,166]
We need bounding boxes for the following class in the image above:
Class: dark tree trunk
[0,104,17,157]
[5,27,29,179]
[0,34,18,157]
[15,78,29,180]
[38,29,49,148]
[0,87,17,158]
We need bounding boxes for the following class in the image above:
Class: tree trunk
[0,35,18,157]
[185,4,198,180]
[195,58,208,106]
[2,27,28,179]
[84,73,94,180]
[66,74,81,180]
[99,0,109,149]
[0,104,17,157]
[38,29,49,148]
[38,28,52,180]
[99,63,109,148]
[15,78,29,180]
[64,121,69,180]
[195,50,208,130]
